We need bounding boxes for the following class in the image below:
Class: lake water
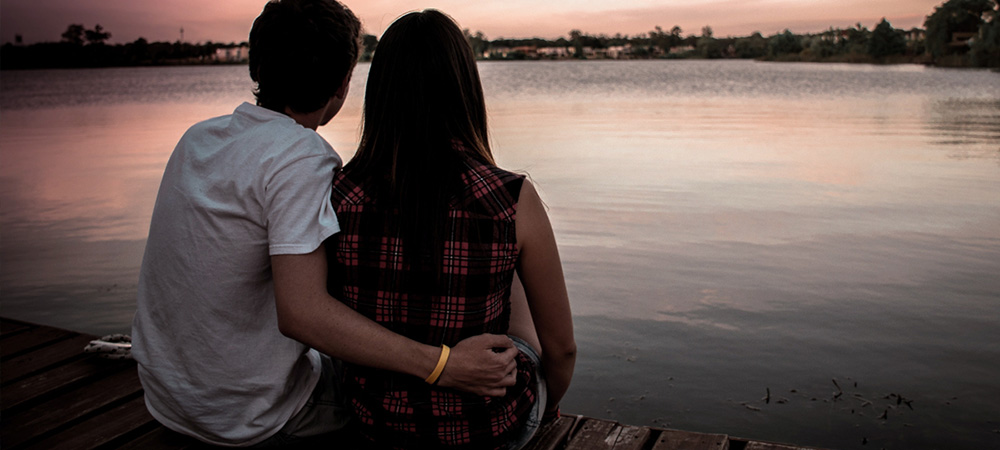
[2,60,998,449]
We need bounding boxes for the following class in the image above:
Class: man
[131,0,517,446]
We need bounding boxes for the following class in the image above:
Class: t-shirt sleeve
[264,140,341,256]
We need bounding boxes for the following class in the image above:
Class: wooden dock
[1,318,822,449]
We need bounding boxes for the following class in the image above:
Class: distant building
[903,28,925,42]
[949,31,976,48]
[485,45,538,59]
[819,29,850,44]
[513,46,538,58]
[581,47,607,58]
[485,46,511,59]
[214,45,249,63]
[537,46,572,59]
[606,45,633,59]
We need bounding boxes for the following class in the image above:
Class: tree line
[1,24,245,69]
[1,0,997,70]
[463,0,998,67]
[0,22,380,70]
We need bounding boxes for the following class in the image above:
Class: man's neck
[283,107,323,131]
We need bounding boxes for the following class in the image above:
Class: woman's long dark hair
[352,10,494,263]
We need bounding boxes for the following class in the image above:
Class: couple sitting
[131,1,576,449]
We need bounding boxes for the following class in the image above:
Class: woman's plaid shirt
[326,157,538,449]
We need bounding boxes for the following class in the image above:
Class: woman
[326,10,576,449]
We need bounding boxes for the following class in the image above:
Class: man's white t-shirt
[132,103,342,446]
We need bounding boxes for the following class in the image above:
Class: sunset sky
[2,0,944,45]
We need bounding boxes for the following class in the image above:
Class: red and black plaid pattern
[327,157,536,450]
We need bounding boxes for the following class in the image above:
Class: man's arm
[272,246,518,396]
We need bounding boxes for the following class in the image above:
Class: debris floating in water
[741,402,761,412]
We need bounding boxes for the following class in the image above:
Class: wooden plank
[2,355,133,413]
[523,415,580,450]
[2,334,95,384]
[566,418,621,450]
[651,429,729,450]
[611,424,652,450]
[745,442,821,450]
[0,319,830,450]
[0,318,33,338]
[1,366,144,447]
[22,394,157,450]
[0,326,79,359]
[116,426,204,450]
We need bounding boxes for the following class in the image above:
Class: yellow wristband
[424,344,451,384]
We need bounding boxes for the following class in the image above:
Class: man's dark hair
[249,0,361,114]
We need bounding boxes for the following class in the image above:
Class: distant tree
[669,27,684,49]
[768,29,803,57]
[843,23,871,54]
[15,34,23,45]
[85,24,111,45]
[630,32,649,49]
[649,25,684,53]
[462,29,487,58]
[868,18,907,58]
[805,35,838,59]
[649,26,667,52]
[62,24,85,45]
[361,34,378,61]
[969,0,1000,66]
[924,0,994,58]
[569,29,584,57]
[472,31,487,55]
[121,37,150,64]
[584,33,608,49]
[734,32,768,58]
[697,26,723,58]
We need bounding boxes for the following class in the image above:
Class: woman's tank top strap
[451,159,526,223]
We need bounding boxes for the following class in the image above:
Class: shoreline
[1,56,985,71]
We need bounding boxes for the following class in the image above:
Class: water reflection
[1,61,998,449]
[928,98,1000,154]
[1,104,219,241]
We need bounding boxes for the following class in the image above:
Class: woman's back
[328,9,575,448]
[327,154,537,449]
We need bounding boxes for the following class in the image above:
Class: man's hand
[436,334,518,397]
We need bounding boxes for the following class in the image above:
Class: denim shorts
[504,335,547,450]
[250,354,350,448]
